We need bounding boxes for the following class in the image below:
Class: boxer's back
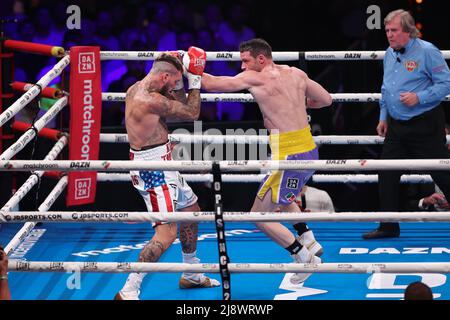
[125,82,169,149]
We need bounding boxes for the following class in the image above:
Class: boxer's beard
[160,83,170,96]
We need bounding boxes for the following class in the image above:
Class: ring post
[212,161,231,300]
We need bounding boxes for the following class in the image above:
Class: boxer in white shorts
[115,50,219,300]
[129,141,198,227]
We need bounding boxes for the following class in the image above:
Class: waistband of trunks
[269,126,316,159]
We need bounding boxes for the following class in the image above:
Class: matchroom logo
[78,52,96,73]
[75,177,91,199]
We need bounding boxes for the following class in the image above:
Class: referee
[363,9,450,239]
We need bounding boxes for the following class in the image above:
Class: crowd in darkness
[1,1,448,139]
[1,0,263,125]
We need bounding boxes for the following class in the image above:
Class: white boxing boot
[297,230,323,257]
[290,246,322,285]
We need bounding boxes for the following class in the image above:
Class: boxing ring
[1,40,450,300]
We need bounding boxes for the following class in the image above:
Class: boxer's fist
[168,50,185,62]
[183,46,206,89]
[167,51,185,90]
[183,47,206,75]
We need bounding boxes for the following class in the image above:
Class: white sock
[182,250,202,280]
[122,272,145,293]
[293,246,312,263]
[302,230,315,243]
[182,250,198,263]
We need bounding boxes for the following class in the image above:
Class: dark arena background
[0,0,450,304]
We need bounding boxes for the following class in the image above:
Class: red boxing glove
[182,46,206,89]
[183,46,206,75]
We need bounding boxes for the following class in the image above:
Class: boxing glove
[182,46,206,90]
[167,51,185,90]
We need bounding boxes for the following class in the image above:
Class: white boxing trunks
[129,140,198,227]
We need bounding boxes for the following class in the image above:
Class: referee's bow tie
[394,47,405,54]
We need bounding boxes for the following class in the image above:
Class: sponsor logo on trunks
[344,53,362,59]
[404,60,419,72]
[326,160,347,164]
[285,192,296,203]
[286,178,299,189]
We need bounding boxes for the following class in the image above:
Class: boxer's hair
[151,53,183,74]
[239,38,272,59]
[384,9,419,38]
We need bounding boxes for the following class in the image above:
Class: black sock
[285,239,303,255]
[293,223,309,236]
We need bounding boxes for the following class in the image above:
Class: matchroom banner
[67,46,102,206]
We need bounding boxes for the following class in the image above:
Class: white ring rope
[0,136,67,213]
[4,176,68,256]
[99,133,450,145]
[99,50,450,61]
[0,159,448,172]
[0,56,70,127]
[97,173,435,184]
[2,211,450,223]
[102,92,450,103]
[0,96,68,160]
[8,261,450,274]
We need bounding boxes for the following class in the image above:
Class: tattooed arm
[148,90,201,121]
[170,87,188,104]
